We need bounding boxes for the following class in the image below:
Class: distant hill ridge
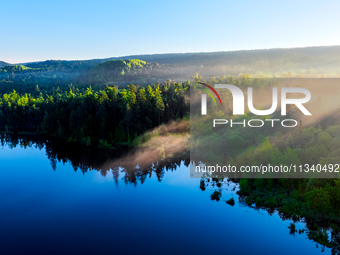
[0,61,9,68]
[5,45,339,70]
[77,59,162,84]
[1,45,340,89]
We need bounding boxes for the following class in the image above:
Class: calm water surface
[0,137,332,255]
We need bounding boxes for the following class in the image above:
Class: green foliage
[308,228,333,247]
[2,46,339,95]
[159,147,165,160]
[98,139,113,149]
[78,59,165,85]
[0,81,189,146]
[0,65,33,73]
[239,179,251,195]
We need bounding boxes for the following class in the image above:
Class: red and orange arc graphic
[198,82,223,106]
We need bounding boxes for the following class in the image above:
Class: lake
[0,135,332,254]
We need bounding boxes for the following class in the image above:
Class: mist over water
[0,135,334,254]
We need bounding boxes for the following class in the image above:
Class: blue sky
[1,0,339,63]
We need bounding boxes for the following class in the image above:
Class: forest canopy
[0,80,190,148]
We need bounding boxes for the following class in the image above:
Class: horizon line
[3,44,340,65]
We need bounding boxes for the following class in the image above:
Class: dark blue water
[0,139,331,254]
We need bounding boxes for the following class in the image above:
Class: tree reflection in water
[0,134,190,186]
[2,133,340,254]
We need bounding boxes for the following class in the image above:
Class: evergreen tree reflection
[0,134,189,185]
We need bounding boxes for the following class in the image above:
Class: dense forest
[0,73,275,147]
[190,75,340,169]
[76,59,172,85]
[0,59,175,93]
[0,80,189,147]
[1,46,340,95]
